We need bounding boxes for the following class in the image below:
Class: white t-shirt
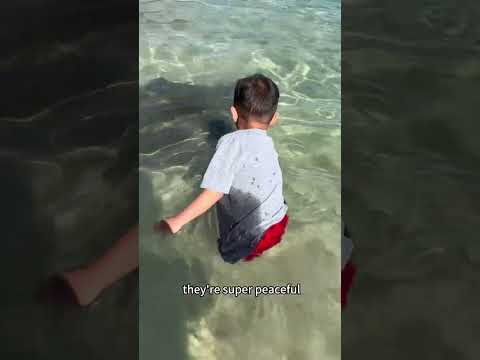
[201,128,288,263]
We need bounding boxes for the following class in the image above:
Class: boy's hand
[153,218,181,234]
[153,189,223,236]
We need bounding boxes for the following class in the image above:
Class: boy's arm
[154,189,223,234]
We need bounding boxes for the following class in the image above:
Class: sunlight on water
[139,1,340,359]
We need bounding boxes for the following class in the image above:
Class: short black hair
[233,74,279,123]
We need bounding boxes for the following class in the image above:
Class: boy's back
[159,74,289,264]
[201,128,288,263]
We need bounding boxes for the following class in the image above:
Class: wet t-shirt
[201,128,288,264]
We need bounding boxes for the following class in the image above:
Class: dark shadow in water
[139,77,236,182]
[208,118,236,143]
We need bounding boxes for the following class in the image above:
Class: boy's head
[231,74,280,129]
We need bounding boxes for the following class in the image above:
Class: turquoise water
[139,1,341,359]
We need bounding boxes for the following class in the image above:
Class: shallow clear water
[139,1,341,359]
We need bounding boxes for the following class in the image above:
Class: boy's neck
[237,118,269,131]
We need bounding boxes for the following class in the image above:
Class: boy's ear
[269,112,280,127]
[230,106,239,123]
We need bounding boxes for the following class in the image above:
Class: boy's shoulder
[218,129,271,143]
[216,132,239,150]
[218,131,238,143]
[216,129,273,152]
[217,130,252,147]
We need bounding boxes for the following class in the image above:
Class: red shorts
[341,261,356,309]
[244,214,289,261]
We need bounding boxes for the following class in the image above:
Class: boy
[45,74,287,307]
[158,74,289,264]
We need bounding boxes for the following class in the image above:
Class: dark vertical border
[0,1,139,358]
[342,0,480,358]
